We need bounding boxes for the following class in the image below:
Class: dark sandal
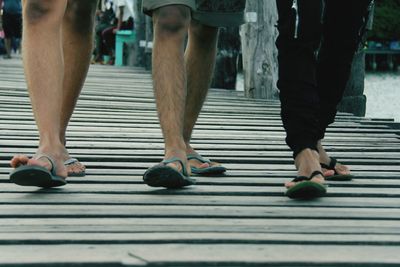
[321,157,353,181]
[65,158,86,177]
[188,154,226,175]
[285,171,327,199]
[143,157,196,189]
[10,154,67,188]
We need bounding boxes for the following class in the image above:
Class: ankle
[294,149,321,176]
[317,140,330,164]
[165,141,186,158]
[185,143,196,154]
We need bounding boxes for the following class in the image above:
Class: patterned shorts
[142,0,246,27]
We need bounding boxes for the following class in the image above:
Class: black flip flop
[188,154,226,175]
[10,154,67,188]
[143,157,196,189]
[285,171,327,199]
[321,157,353,181]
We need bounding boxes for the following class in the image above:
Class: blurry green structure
[368,0,400,41]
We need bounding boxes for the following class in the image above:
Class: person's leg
[11,0,69,178]
[183,20,219,170]
[151,5,191,172]
[316,0,372,174]
[4,37,12,58]
[2,13,13,58]
[101,26,116,63]
[275,0,332,190]
[59,0,98,175]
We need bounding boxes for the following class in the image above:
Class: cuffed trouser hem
[292,144,319,160]
[142,0,195,15]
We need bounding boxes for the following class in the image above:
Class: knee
[65,0,98,35]
[153,5,191,37]
[189,20,218,44]
[24,0,62,25]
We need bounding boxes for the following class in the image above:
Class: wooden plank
[0,244,399,266]
[1,194,400,208]
[1,58,400,266]
[1,232,400,245]
[0,204,399,220]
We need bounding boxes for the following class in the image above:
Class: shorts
[142,0,246,27]
[2,12,22,39]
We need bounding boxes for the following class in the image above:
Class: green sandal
[188,154,226,175]
[285,171,327,199]
[143,157,196,189]
[10,154,67,188]
[321,157,353,181]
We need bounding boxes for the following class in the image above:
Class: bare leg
[183,21,219,170]
[11,0,69,177]
[152,5,191,171]
[59,0,98,175]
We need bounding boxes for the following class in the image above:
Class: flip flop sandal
[65,158,86,177]
[10,154,67,188]
[188,154,227,175]
[143,157,196,189]
[285,171,327,199]
[321,157,353,181]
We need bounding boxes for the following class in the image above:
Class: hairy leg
[60,0,98,142]
[183,20,219,169]
[59,0,98,174]
[11,0,69,177]
[152,5,191,171]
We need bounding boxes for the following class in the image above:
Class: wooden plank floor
[0,58,400,266]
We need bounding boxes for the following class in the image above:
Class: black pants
[276,0,372,158]
[3,12,22,39]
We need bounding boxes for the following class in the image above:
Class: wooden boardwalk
[0,58,400,266]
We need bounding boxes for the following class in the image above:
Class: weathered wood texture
[240,0,279,99]
[339,49,367,117]
[212,27,241,90]
[0,58,399,266]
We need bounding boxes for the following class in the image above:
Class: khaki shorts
[142,0,246,27]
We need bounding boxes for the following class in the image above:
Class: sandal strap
[162,157,188,176]
[64,158,79,166]
[292,171,324,182]
[320,157,337,170]
[35,153,57,175]
[187,154,211,164]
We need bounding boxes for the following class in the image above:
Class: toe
[10,155,30,168]
[285,181,296,188]
[322,169,335,177]
[199,162,210,169]
[336,164,351,175]
[66,162,85,175]
[189,159,210,169]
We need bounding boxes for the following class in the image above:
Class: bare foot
[186,144,222,170]
[10,147,68,179]
[318,140,351,176]
[61,137,86,176]
[285,149,332,189]
[64,158,86,176]
[164,148,190,175]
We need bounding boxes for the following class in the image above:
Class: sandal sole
[286,181,327,199]
[143,166,196,189]
[10,165,66,188]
